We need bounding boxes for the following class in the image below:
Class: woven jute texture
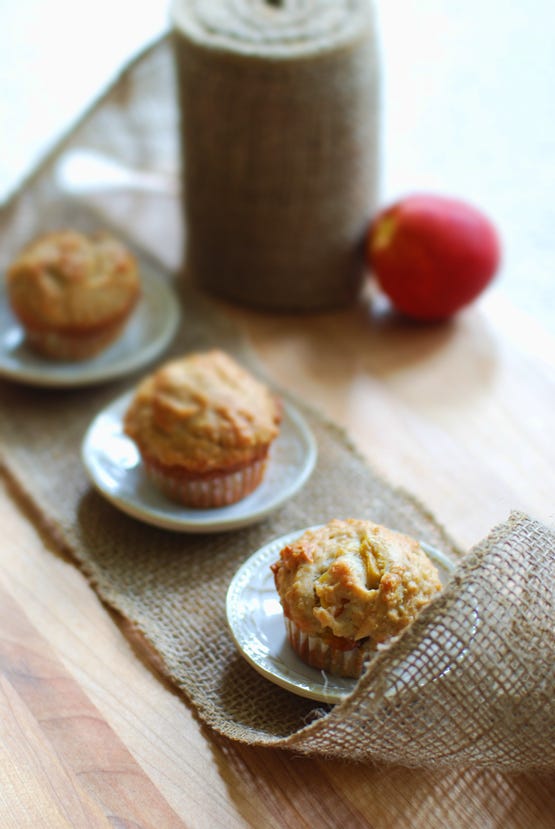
[172,0,381,311]
[0,37,554,775]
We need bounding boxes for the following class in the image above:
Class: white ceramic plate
[82,394,317,532]
[226,529,455,704]
[0,259,179,387]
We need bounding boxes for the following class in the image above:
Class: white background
[0,0,169,201]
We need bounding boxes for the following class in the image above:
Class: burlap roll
[172,0,381,310]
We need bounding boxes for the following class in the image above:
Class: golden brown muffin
[6,229,140,360]
[271,519,443,678]
[124,349,282,507]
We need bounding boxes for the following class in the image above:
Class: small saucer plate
[82,394,317,532]
[226,529,455,703]
[0,258,179,387]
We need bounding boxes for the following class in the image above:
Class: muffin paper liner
[284,617,367,679]
[143,457,268,508]
[26,319,128,361]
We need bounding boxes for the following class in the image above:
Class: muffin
[6,229,140,360]
[124,349,282,508]
[271,519,443,678]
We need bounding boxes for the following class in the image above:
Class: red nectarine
[367,194,501,320]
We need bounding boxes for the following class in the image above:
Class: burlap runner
[172,0,381,310]
[0,36,554,775]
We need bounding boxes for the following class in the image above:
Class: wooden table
[1,270,553,828]
[1,2,554,826]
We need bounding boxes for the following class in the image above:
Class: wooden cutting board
[0,583,186,829]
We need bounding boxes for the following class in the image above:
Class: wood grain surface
[227,286,555,553]
[0,580,185,829]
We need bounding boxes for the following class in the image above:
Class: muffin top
[271,519,442,646]
[124,349,282,472]
[7,229,140,331]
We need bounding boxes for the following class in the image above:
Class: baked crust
[7,229,140,333]
[271,518,442,648]
[124,350,282,474]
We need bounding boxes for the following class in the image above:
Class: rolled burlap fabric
[172,0,381,311]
